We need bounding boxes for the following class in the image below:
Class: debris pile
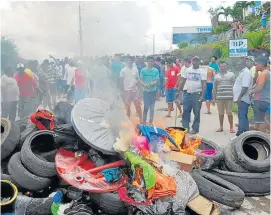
[1,98,270,215]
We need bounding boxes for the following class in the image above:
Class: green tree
[178,41,189,49]
[1,37,19,69]
[234,1,256,21]
[217,6,233,21]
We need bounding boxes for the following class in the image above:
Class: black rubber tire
[211,169,270,197]
[223,142,249,173]
[21,130,57,177]
[38,149,57,162]
[19,123,39,148]
[15,194,53,215]
[191,136,223,170]
[1,118,21,160]
[53,101,73,125]
[233,131,270,172]
[191,170,245,208]
[89,192,127,215]
[8,153,52,191]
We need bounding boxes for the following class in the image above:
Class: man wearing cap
[233,57,253,136]
[177,56,206,134]
[14,63,41,118]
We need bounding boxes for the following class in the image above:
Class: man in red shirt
[14,63,41,118]
[165,58,182,117]
[70,60,89,103]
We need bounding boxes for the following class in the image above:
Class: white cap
[17,63,25,69]
[77,60,83,65]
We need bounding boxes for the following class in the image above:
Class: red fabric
[30,109,56,130]
[14,72,38,97]
[75,68,88,88]
[165,66,180,89]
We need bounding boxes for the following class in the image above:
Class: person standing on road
[14,63,41,118]
[119,56,142,122]
[154,57,162,101]
[111,54,124,90]
[233,57,253,136]
[177,56,206,134]
[249,57,270,132]
[204,66,216,114]
[213,61,235,133]
[1,66,19,121]
[164,58,182,118]
[70,60,89,103]
[38,60,51,110]
[159,59,166,97]
[177,57,191,117]
[139,56,159,126]
[209,56,219,73]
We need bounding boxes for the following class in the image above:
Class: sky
[1,0,236,60]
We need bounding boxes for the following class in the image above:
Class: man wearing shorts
[213,61,235,133]
[204,66,216,114]
[165,58,181,117]
[120,56,142,122]
[249,57,270,132]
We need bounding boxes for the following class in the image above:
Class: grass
[232,103,254,120]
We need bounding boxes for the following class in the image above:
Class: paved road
[151,98,270,215]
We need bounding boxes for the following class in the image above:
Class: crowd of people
[1,53,270,137]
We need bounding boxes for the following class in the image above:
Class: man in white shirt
[1,66,20,121]
[119,56,142,122]
[176,57,191,117]
[177,56,206,134]
[65,60,76,92]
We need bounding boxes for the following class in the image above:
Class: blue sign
[229,39,248,57]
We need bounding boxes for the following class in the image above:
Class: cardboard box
[187,195,220,215]
[163,151,196,172]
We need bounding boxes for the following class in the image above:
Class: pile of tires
[211,131,270,197]
[191,131,270,209]
[7,130,58,191]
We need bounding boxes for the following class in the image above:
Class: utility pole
[152,34,155,55]
[78,2,83,57]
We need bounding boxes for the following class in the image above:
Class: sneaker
[190,130,197,134]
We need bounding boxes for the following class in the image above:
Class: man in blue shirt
[209,56,219,73]
[139,56,159,125]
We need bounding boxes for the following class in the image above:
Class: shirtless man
[204,67,216,114]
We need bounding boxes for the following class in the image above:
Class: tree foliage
[177,41,189,49]
[212,24,231,34]
[1,37,19,69]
